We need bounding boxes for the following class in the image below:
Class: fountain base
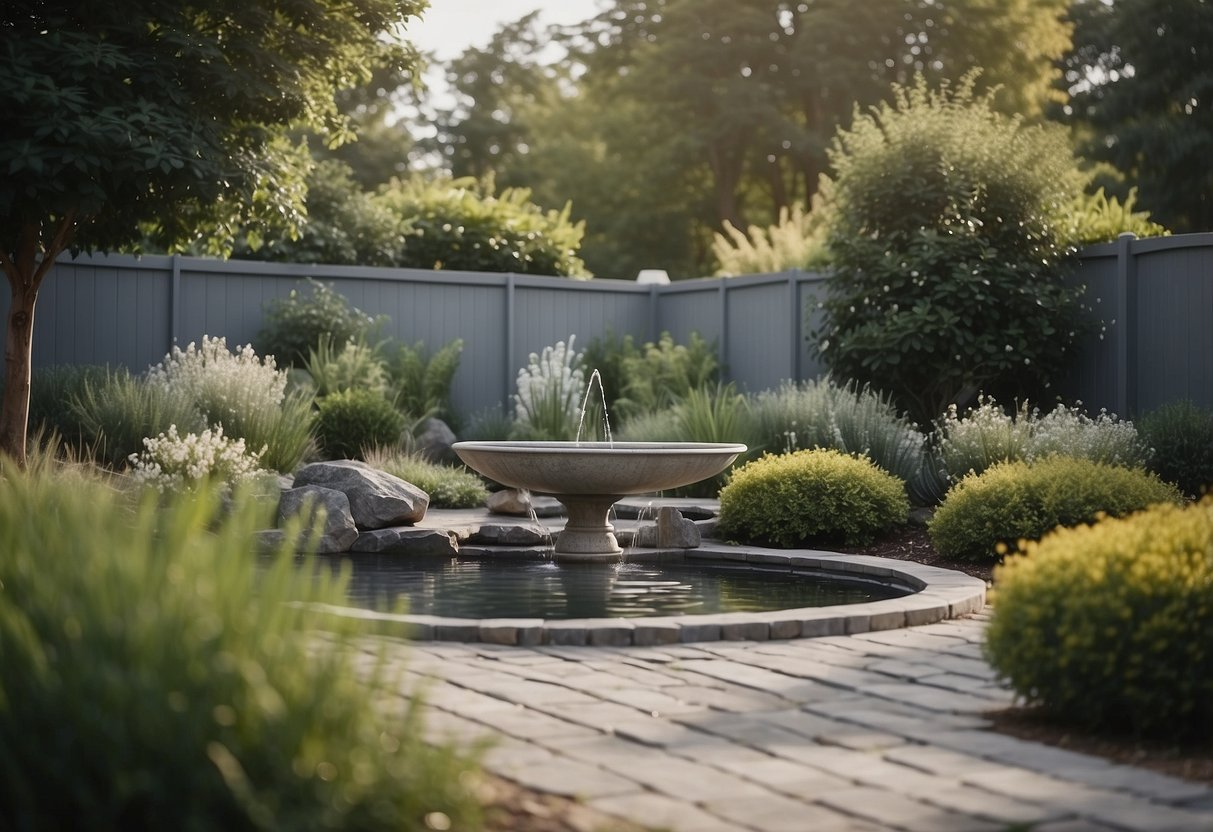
[552,495,624,562]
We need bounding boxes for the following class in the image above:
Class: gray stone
[277,485,358,553]
[486,488,533,516]
[633,507,701,549]
[416,417,457,463]
[351,527,459,556]
[293,459,428,530]
[470,522,552,546]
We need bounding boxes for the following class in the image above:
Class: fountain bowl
[452,441,746,561]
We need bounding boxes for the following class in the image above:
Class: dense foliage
[255,279,384,369]
[0,0,423,462]
[0,464,483,830]
[1140,400,1213,499]
[987,499,1213,740]
[717,449,908,547]
[928,456,1181,561]
[817,76,1092,424]
[315,389,406,460]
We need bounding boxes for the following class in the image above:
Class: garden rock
[471,523,551,546]
[486,489,563,517]
[634,507,700,549]
[416,417,457,463]
[277,485,359,553]
[352,528,459,557]
[293,460,428,529]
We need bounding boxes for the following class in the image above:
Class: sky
[403,0,604,61]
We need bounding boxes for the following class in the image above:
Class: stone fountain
[452,441,746,562]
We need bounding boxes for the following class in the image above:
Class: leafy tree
[817,75,1091,424]
[423,0,1073,277]
[0,0,423,465]
[1061,0,1213,232]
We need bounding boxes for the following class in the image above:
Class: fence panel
[2,233,1211,422]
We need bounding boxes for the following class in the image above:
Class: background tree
[0,0,423,464]
[424,0,1073,277]
[1061,0,1213,232]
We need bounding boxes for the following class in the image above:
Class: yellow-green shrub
[717,449,908,547]
[929,456,1181,561]
[986,499,1213,740]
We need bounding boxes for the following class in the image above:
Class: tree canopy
[1062,0,1213,232]
[0,0,424,463]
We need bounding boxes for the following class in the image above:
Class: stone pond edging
[308,547,987,648]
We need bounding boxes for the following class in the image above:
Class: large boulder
[277,485,359,553]
[293,460,428,530]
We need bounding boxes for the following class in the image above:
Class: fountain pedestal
[552,495,625,561]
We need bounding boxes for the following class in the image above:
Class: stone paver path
[355,610,1213,832]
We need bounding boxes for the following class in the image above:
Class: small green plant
[316,389,406,460]
[255,278,384,368]
[986,499,1213,740]
[71,370,205,469]
[511,337,585,441]
[750,377,937,504]
[617,332,719,417]
[305,335,392,399]
[717,449,909,547]
[363,448,488,509]
[935,396,1150,484]
[713,203,831,276]
[386,338,464,424]
[1140,400,1213,499]
[928,456,1182,561]
[0,465,484,829]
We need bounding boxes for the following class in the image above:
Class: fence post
[505,272,516,409]
[718,279,728,376]
[1114,232,1138,416]
[169,254,182,348]
[788,271,800,383]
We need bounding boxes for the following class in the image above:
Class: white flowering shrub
[147,336,287,426]
[937,397,1150,484]
[128,425,263,491]
[512,336,585,440]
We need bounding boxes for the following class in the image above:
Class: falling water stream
[575,369,613,446]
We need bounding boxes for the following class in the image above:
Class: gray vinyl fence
[4,231,1212,419]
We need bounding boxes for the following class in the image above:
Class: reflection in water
[314,555,910,619]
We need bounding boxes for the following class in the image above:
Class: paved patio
[349,610,1213,832]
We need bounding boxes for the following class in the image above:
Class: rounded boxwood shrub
[986,499,1213,740]
[315,389,406,460]
[716,449,909,547]
[928,456,1182,561]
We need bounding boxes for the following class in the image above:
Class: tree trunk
[0,282,37,464]
[0,213,77,467]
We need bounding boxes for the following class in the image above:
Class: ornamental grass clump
[928,456,1181,561]
[362,448,488,509]
[717,449,908,547]
[0,463,484,830]
[751,377,936,503]
[986,499,1213,740]
[512,336,585,441]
